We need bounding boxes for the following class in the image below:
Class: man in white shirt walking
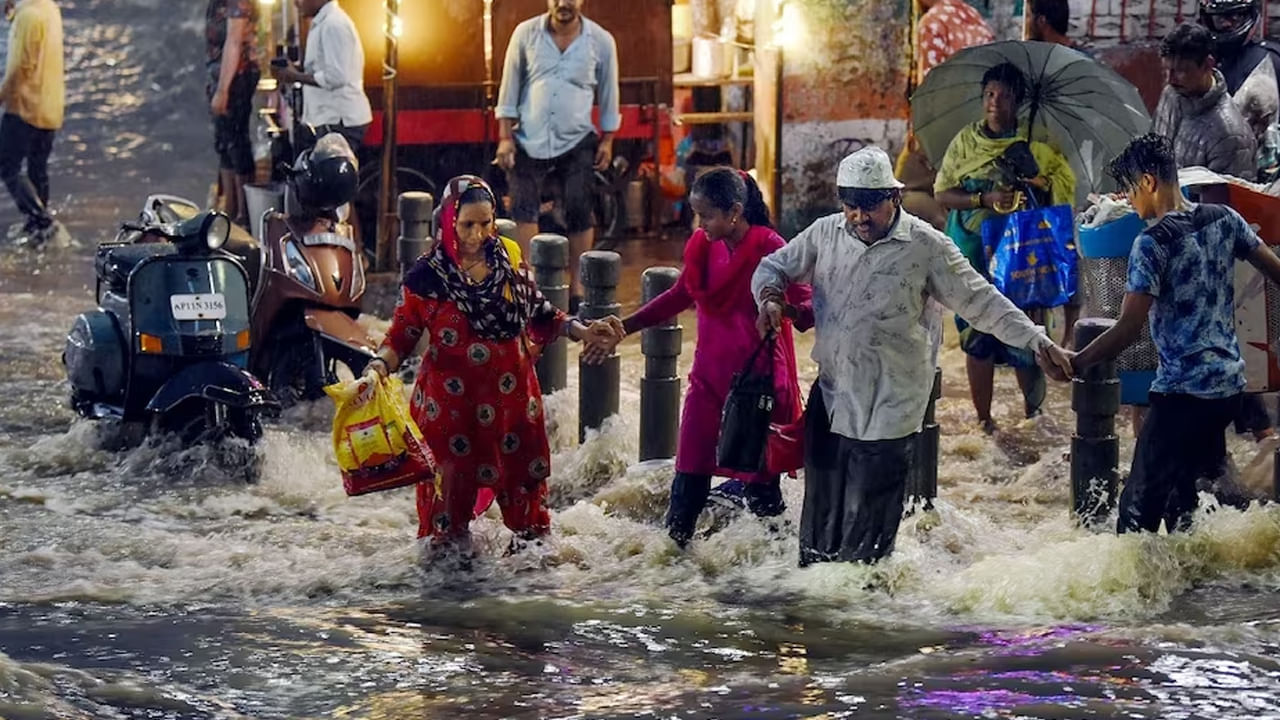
[752,147,1074,565]
[273,0,372,154]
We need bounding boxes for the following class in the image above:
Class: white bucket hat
[836,147,904,190]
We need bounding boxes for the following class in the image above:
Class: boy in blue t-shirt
[1069,134,1280,533]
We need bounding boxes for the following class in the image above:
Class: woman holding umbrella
[933,61,1077,433]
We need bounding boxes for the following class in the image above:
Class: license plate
[170,293,227,320]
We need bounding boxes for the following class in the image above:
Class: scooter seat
[223,222,261,291]
[96,242,177,294]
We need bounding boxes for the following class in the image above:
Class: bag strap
[733,332,776,386]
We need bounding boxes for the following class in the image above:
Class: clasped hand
[579,316,625,365]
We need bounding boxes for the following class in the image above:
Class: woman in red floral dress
[367,176,621,549]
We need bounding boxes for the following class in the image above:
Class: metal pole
[397,192,434,278]
[375,0,401,272]
[639,267,682,461]
[531,234,570,394]
[578,250,622,442]
[1070,318,1121,526]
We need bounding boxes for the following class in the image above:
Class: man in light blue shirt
[495,0,620,303]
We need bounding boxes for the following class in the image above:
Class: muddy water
[3,1,1280,719]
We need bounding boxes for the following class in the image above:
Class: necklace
[460,257,487,284]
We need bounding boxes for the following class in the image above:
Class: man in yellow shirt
[0,0,63,244]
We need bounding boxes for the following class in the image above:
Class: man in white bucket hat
[752,146,1074,565]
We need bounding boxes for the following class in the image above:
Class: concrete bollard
[530,234,570,394]
[639,267,682,461]
[396,191,434,278]
[907,367,942,511]
[495,218,517,240]
[578,250,622,442]
[1071,318,1121,526]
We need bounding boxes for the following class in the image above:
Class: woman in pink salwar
[609,168,811,546]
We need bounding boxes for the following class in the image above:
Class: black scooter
[63,199,277,443]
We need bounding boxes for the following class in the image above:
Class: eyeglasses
[838,188,896,211]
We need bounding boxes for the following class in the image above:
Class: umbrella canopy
[911,40,1151,206]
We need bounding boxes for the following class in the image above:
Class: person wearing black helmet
[1200,0,1280,94]
[1199,0,1280,179]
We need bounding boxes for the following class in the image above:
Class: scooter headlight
[204,213,230,251]
[283,239,319,291]
[173,211,231,254]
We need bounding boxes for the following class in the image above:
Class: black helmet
[1199,0,1261,54]
[287,133,358,212]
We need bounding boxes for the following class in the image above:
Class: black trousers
[800,383,916,565]
[1118,392,1242,534]
[0,113,55,225]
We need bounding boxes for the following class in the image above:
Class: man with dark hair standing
[272,0,372,154]
[1153,22,1256,178]
[1067,134,1280,533]
[1027,0,1090,54]
[0,0,62,245]
[495,0,620,306]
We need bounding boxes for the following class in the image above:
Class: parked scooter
[64,205,277,443]
[247,134,377,405]
[148,136,378,407]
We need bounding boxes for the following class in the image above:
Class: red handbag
[765,412,805,475]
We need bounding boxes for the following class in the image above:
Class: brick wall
[1064,0,1280,46]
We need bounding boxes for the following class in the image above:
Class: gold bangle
[971,193,982,209]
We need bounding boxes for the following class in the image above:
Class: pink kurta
[630,228,812,481]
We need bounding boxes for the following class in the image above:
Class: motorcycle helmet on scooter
[286,133,359,213]
[1199,0,1261,54]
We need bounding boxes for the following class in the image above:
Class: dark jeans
[800,383,915,565]
[1118,392,1242,534]
[0,113,55,226]
[507,134,597,233]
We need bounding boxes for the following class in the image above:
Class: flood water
[2,2,1280,719]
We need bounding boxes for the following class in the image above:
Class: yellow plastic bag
[326,374,437,496]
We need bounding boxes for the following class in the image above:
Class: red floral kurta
[383,289,562,541]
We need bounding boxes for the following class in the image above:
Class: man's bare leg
[568,226,593,301]
[966,354,996,432]
[516,222,538,260]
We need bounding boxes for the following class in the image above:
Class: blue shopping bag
[982,204,1077,309]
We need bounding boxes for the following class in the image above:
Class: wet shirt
[916,0,994,84]
[495,15,621,160]
[205,0,259,77]
[1127,204,1260,399]
[752,211,1048,441]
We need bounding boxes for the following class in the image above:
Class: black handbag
[715,334,776,473]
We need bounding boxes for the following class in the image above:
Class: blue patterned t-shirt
[1126,204,1261,398]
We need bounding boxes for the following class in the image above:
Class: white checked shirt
[752,211,1050,441]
